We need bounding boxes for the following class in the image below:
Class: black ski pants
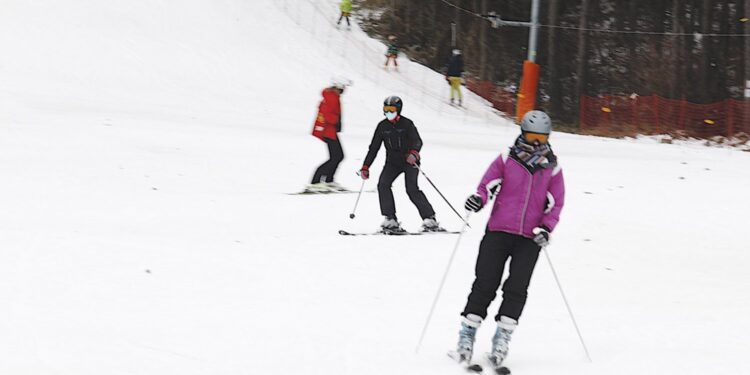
[312,137,344,184]
[377,162,435,219]
[462,231,542,322]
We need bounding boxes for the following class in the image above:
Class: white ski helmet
[520,110,552,134]
[331,76,353,90]
[452,49,461,56]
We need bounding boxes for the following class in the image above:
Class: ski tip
[446,350,463,362]
[338,230,352,235]
[467,364,484,373]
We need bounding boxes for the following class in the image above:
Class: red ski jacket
[312,88,341,141]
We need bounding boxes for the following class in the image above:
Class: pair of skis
[338,229,461,236]
[288,189,373,195]
[447,351,511,374]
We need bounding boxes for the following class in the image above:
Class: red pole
[517,60,541,121]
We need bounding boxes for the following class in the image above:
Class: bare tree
[454,0,461,47]
[479,0,489,79]
[745,0,750,122]
[575,0,592,102]
[670,0,685,99]
[547,0,562,116]
[698,0,713,102]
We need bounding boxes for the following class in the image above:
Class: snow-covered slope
[1,1,749,374]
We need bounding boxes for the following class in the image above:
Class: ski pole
[415,212,472,354]
[542,246,593,363]
[349,176,366,219]
[415,165,470,228]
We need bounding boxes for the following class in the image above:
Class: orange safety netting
[580,95,750,138]
[465,79,516,116]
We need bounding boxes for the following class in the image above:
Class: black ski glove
[532,226,551,247]
[464,194,484,212]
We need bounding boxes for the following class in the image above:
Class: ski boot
[487,316,517,369]
[421,215,444,232]
[380,216,406,235]
[448,314,482,363]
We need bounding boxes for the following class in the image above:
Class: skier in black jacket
[446,49,464,106]
[359,96,440,233]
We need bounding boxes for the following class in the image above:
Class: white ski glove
[532,226,550,247]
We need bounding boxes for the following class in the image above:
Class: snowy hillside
[1,1,749,374]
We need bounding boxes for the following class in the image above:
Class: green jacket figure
[384,35,399,70]
[338,0,352,27]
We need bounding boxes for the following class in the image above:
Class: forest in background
[355,0,750,126]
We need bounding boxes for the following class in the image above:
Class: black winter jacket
[446,55,464,77]
[363,116,423,167]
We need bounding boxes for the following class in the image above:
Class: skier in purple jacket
[450,110,565,369]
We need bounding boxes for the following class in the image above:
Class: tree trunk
[699,0,713,102]
[575,0,592,103]
[454,0,461,47]
[745,1,750,93]
[547,0,562,116]
[670,0,685,99]
[405,0,410,34]
[479,0,488,79]
[745,0,750,125]
[715,2,729,99]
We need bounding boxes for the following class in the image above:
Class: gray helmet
[520,110,552,134]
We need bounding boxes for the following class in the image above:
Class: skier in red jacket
[307,76,352,193]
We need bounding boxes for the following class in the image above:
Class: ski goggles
[523,132,549,144]
[383,105,398,113]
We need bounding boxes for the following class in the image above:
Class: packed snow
[1,0,748,374]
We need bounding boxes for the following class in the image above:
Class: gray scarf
[510,136,557,170]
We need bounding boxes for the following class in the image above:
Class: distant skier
[337,0,352,27]
[358,96,440,233]
[307,76,352,193]
[384,35,399,70]
[446,49,464,106]
[450,110,565,370]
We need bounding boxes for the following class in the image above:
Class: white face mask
[384,112,398,121]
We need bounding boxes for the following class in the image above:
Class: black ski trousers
[377,162,435,219]
[312,138,344,184]
[462,231,542,322]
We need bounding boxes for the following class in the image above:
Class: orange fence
[580,95,750,138]
[466,79,516,116]
[467,80,749,139]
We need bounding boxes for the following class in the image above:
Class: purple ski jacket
[476,153,565,238]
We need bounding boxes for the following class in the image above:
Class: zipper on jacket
[518,164,534,235]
